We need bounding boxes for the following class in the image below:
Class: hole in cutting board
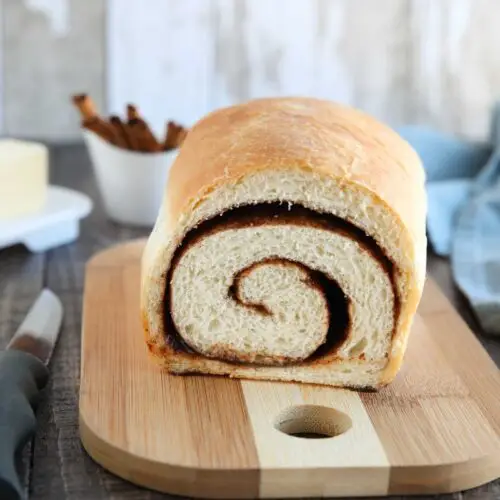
[274,404,352,439]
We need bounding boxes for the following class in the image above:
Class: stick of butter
[0,139,48,219]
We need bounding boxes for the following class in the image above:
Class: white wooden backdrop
[3,0,500,141]
[107,0,412,138]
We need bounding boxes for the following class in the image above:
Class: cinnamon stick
[163,121,188,151]
[82,117,117,144]
[128,118,161,152]
[72,93,117,144]
[109,115,132,149]
[127,104,140,122]
[72,94,97,120]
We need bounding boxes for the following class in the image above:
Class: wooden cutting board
[79,240,500,499]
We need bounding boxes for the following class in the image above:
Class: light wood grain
[81,242,259,498]
[79,240,500,499]
[243,381,389,497]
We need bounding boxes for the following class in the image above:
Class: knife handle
[0,351,49,500]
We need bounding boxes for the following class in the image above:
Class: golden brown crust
[141,97,426,388]
[165,97,425,241]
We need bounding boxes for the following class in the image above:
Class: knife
[0,289,63,500]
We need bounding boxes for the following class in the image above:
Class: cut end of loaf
[141,97,426,390]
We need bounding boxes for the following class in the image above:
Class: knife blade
[6,289,63,364]
[0,289,63,500]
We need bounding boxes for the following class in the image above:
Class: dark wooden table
[0,145,499,500]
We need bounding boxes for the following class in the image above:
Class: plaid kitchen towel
[397,104,500,335]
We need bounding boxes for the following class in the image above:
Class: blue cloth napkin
[396,104,500,335]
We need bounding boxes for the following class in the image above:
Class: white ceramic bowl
[83,129,177,227]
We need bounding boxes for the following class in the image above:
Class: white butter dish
[0,186,92,252]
